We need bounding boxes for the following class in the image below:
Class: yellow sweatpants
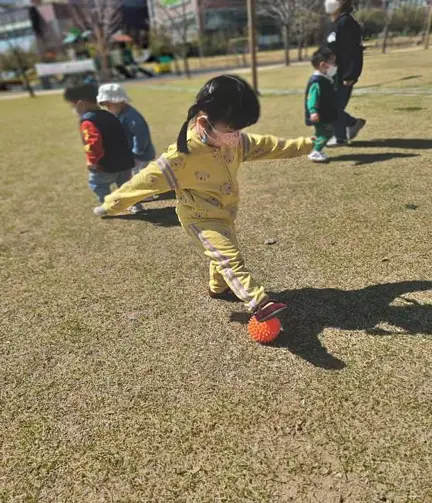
[185,220,269,312]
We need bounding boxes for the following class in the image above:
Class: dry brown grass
[1,49,431,502]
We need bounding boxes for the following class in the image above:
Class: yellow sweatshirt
[103,128,313,224]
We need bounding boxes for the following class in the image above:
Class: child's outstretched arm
[241,133,313,162]
[101,154,177,214]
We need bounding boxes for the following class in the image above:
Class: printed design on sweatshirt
[195,171,211,182]
[82,127,90,142]
[328,32,336,43]
[193,210,208,219]
[142,173,158,186]
[220,182,233,195]
[170,156,186,171]
[223,151,235,164]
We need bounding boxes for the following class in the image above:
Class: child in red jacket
[64,84,135,203]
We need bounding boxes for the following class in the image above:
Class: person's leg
[115,169,132,188]
[186,221,269,312]
[88,170,116,203]
[333,84,356,142]
[208,260,228,294]
[313,124,332,152]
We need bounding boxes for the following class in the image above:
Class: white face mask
[325,0,339,14]
[326,65,338,78]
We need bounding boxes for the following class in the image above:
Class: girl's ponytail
[177,103,199,154]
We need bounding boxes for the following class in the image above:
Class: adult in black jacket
[326,0,366,145]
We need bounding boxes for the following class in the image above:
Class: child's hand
[310,113,320,123]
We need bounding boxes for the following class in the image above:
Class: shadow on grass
[353,139,432,150]
[104,206,180,227]
[331,152,418,166]
[230,280,432,370]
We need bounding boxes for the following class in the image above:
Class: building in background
[0,0,150,55]
[148,0,248,43]
[0,2,75,55]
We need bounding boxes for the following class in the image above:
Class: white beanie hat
[97,83,130,104]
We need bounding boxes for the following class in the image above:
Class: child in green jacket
[305,48,338,162]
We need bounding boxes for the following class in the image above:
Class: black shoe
[347,119,367,142]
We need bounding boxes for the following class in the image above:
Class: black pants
[333,84,357,141]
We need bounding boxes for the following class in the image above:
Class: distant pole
[425,3,432,50]
[247,0,258,93]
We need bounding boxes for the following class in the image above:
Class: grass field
[1,48,432,502]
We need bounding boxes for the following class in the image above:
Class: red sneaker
[209,288,241,302]
[254,301,287,323]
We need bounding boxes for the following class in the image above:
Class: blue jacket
[117,105,156,162]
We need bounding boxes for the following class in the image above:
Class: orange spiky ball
[248,316,282,344]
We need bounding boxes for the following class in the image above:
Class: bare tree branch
[70,0,122,80]
[257,0,297,65]
[156,0,191,77]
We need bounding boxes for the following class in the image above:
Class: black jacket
[305,74,338,126]
[80,110,134,173]
[327,13,364,84]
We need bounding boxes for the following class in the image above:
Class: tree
[70,0,122,81]
[149,26,182,75]
[0,48,37,74]
[293,0,320,61]
[258,0,296,66]
[155,0,192,78]
[382,0,399,54]
[425,3,432,50]
[0,6,36,97]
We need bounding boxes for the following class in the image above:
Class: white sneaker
[308,151,329,163]
[129,203,145,215]
[347,119,366,142]
[327,136,347,147]
[93,205,108,217]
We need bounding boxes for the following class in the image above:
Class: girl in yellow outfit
[94,75,313,322]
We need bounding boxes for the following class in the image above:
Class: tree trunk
[282,24,290,66]
[297,37,303,61]
[13,49,35,97]
[425,4,432,50]
[197,36,204,66]
[173,56,182,75]
[382,7,394,54]
[183,52,191,78]
[97,38,111,82]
